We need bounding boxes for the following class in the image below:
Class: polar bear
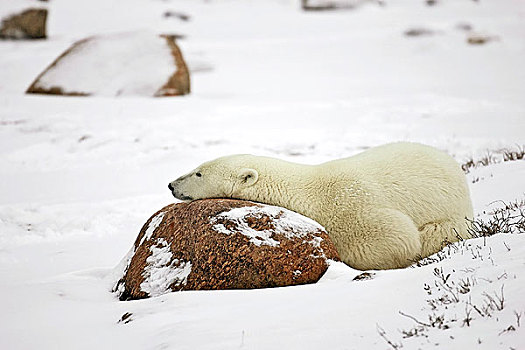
[168,142,473,270]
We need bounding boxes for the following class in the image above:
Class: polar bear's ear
[238,168,259,186]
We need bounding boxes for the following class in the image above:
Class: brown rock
[404,27,435,37]
[26,33,190,97]
[156,34,191,97]
[301,0,379,11]
[467,34,497,45]
[0,8,47,40]
[114,199,339,300]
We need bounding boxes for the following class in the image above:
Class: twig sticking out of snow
[468,200,525,237]
[376,324,402,350]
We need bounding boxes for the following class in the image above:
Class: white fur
[169,142,473,270]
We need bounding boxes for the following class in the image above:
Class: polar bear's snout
[168,178,194,201]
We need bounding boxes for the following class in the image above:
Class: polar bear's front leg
[335,207,422,270]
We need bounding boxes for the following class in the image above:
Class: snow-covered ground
[0,0,524,349]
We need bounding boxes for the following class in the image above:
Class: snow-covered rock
[115,199,339,300]
[26,32,190,97]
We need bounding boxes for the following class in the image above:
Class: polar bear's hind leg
[338,208,422,270]
[418,218,472,258]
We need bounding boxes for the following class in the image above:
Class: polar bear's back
[323,142,472,227]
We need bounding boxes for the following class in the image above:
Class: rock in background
[301,0,379,11]
[26,32,190,97]
[0,8,47,39]
[114,199,339,300]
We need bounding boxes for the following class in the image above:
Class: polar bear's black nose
[168,183,174,191]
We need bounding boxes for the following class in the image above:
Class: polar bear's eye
[195,172,202,177]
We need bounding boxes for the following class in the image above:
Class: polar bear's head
[168,155,259,201]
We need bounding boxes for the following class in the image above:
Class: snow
[139,211,165,246]
[140,238,192,297]
[111,245,135,296]
[211,204,325,247]
[0,0,47,18]
[31,32,176,96]
[382,234,525,349]
[0,0,524,349]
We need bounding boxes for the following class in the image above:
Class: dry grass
[380,225,523,348]
[461,145,525,173]
[468,199,525,237]
[411,199,525,268]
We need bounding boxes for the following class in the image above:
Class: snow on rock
[114,199,339,300]
[110,245,135,296]
[211,205,326,247]
[26,32,190,97]
[140,238,191,297]
[139,211,165,246]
